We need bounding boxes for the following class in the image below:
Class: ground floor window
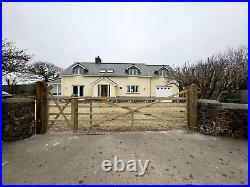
[52,84,61,96]
[127,85,139,93]
[72,85,84,96]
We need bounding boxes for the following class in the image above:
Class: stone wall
[2,98,35,142]
[198,99,248,138]
[2,84,36,95]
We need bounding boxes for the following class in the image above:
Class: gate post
[71,95,78,132]
[187,84,198,130]
[36,81,48,134]
[131,111,134,130]
[89,101,93,128]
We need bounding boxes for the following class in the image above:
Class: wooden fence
[36,82,198,133]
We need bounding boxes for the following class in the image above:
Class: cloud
[2,2,248,68]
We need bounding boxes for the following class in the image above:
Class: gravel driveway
[2,130,248,184]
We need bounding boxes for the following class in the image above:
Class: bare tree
[166,45,248,101]
[28,61,63,82]
[2,39,32,93]
[4,75,17,94]
[2,39,32,75]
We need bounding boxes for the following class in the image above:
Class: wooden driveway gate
[36,82,197,134]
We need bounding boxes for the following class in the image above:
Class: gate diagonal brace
[48,90,72,129]
[49,100,71,127]
[92,89,188,127]
[108,102,162,120]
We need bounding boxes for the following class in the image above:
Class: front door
[100,85,108,97]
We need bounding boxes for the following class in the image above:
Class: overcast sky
[3,2,248,69]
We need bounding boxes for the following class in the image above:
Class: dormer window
[155,66,169,77]
[73,67,84,74]
[72,63,87,75]
[126,64,141,76]
[158,69,167,77]
[128,68,139,75]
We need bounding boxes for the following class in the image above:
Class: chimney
[95,56,101,64]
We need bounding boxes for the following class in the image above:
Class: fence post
[187,84,198,130]
[36,81,48,134]
[71,95,78,132]
[89,101,93,128]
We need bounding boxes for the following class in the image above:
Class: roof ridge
[146,64,169,66]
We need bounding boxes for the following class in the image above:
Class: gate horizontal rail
[49,111,186,116]
[49,119,186,122]
[47,96,187,101]
[48,104,186,108]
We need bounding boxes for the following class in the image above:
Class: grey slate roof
[61,62,171,77]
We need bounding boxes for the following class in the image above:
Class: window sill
[126,92,140,94]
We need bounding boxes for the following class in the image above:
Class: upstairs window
[73,66,85,75]
[127,85,139,93]
[158,69,168,77]
[128,68,139,76]
[72,64,87,75]
[126,64,141,76]
[156,67,168,77]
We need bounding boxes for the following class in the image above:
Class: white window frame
[128,68,139,76]
[127,85,139,93]
[52,84,61,96]
[73,66,84,75]
[158,69,167,77]
[72,85,84,96]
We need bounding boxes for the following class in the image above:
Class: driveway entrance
[2,130,247,184]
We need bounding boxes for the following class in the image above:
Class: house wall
[60,75,179,97]
[112,76,150,97]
